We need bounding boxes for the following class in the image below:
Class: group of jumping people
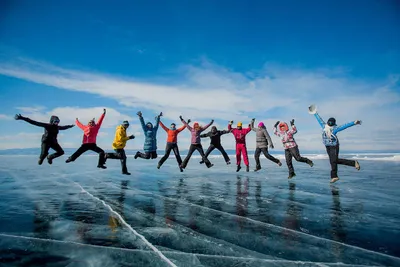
[14,105,362,183]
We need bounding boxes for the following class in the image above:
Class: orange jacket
[159,121,186,143]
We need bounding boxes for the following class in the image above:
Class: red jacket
[76,113,105,144]
[228,124,251,144]
[159,121,186,143]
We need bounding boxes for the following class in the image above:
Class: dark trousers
[203,144,230,163]
[326,145,356,178]
[106,149,128,173]
[254,147,280,168]
[68,143,106,166]
[158,143,182,167]
[40,141,64,161]
[285,146,311,175]
[138,151,158,159]
[182,144,212,168]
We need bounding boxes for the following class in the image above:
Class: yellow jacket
[112,125,130,149]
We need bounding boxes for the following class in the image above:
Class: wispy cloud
[0,57,399,151]
[0,114,12,120]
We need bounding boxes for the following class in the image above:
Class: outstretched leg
[39,142,51,165]
[289,146,313,167]
[172,144,183,171]
[254,148,262,171]
[336,145,357,168]
[47,142,65,164]
[158,143,173,168]
[195,145,213,168]
[90,144,106,168]
[261,147,281,165]
[242,145,250,172]
[326,145,339,181]
[216,145,230,164]
[200,144,215,164]
[236,144,242,172]
[181,144,196,169]
[66,144,90,163]
[285,149,295,178]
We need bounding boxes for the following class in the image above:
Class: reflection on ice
[0,157,400,266]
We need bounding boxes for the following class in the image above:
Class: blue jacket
[314,113,355,146]
[140,116,160,152]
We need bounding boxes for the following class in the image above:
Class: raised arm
[221,129,231,135]
[138,112,147,132]
[288,119,297,135]
[159,120,169,132]
[333,121,356,134]
[250,119,256,132]
[58,124,75,130]
[177,124,187,133]
[180,116,192,131]
[228,122,234,132]
[201,120,214,132]
[153,113,162,132]
[313,113,325,128]
[273,121,281,136]
[15,114,48,128]
[96,109,106,129]
[75,118,86,130]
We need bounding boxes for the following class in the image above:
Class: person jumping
[274,119,313,179]
[14,114,74,165]
[66,109,107,169]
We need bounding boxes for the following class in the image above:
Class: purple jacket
[182,120,213,144]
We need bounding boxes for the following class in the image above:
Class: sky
[0,0,399,152]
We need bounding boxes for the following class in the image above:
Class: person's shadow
[236,176,249,230]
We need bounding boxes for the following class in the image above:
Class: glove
[69,125,75,128]
[229,120,233,125]
[274,121,280,128]
[290,119,295,126]
[137,111,142,117]
[269,144,274,149]
[187,119,191,123]
[103,108,106,114]
[129,134,135,139]
[179,115,183,121]
[211,119,214,124]
[159,112,163,117]
[251,118,255,122]
[355,120,362,125]
[14,114,23,120]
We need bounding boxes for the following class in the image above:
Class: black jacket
[200,130,230,146]
[21,117,74,143]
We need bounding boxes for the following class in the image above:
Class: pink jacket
[76,113,105,144]
[228,124,251,144]
[182,120,213,144]
[274,125,298,149]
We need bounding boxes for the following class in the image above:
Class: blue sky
[0,0,399,151]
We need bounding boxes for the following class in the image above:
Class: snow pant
[201,144,230,163]
[158,142,182,167]
[106,149,128,173]
[236,143,249,166]
[181,144,212,168]
[40,141,64,161]
[68,143,106,166]
[326,144,356,178]
[137,151,158,159]
[254,147,280,168]
[285,146,312,175]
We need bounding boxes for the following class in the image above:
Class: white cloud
[0,114,12,120]
[0,57,399,151]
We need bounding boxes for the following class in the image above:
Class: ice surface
[0,154,399,266]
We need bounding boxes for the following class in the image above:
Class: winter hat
[237,122,242,127]
[327,118,336,126]
[258,122,265,127]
